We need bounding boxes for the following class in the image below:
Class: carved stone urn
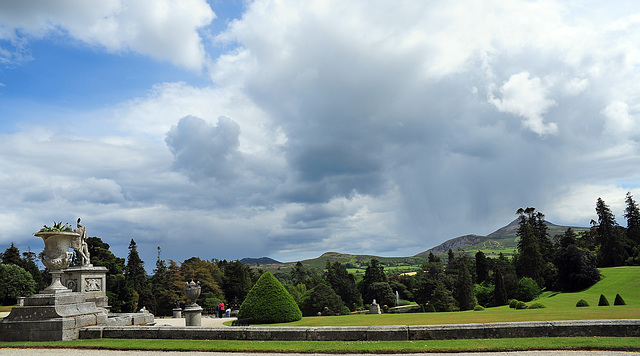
[184,280,201,307]
[34,231,79,292]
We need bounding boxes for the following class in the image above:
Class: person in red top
[218,302,225,318]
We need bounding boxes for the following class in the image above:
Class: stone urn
[34,231,79,292]
[184,280,201,307]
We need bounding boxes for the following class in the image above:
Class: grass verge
[1,338,639,353]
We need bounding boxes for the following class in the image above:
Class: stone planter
[34,231,79,293]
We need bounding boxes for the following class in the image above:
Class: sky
[2,0,640,269]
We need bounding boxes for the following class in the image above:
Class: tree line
[1,193,639,315]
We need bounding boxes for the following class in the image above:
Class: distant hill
[244,219,590,274]
[240,257,281,265]
[416,219,589,258]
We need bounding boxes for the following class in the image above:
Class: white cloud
[489,72,558,135]
[0,0,215,70]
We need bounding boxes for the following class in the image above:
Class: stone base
[369,304,381,314]
[63,265,109,308]
[172,308,182,318]
[0,291,108,341]
[184,306,202,326]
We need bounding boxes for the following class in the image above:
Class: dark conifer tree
[625,192,640,244]
[1,243,21,266]
[475,251,489,284]
[493,270,508,306]
[453,261,475,311]
[595,198,625,267]
[326,261,362,310]
[125,239,151,311]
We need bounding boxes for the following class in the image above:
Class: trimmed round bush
[614,294,626,306]
[516,301,527,309]
[509,299,518,309]
[238,272,302,323]
[576,299,589,307]
[527,302,546,309]
[515,277,541,302]
[473,305,485,311]
[598,294,610,306]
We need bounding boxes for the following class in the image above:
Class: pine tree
[221,259,254,304]
[514,211,544,286]
[326,261,362,310]
[150,246,174,316]
[493,270,508,306]
[625,192,640,244]
[475,251,489,284]
[1,243,21,266]
[595,198,624,267]
[453,261,475,311]
[359,259,387,304]
[125,239,149,311]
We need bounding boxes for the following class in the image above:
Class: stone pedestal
[63,265,109,309]
[184,306,202,326]
[369,303,381,314]
[0,291,108,341]
[172,308,182,318]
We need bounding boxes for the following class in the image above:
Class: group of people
[216,301,231,318]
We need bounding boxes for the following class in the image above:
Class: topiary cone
[238,271,302,323]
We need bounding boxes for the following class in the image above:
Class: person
[219,301,225,318]
[226,307,231,318]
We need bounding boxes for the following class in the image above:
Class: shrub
[341,305,352,315]
[516,301,527,309]
[509,299,518,309]
[576,299,589,307]
[528,302,546,309]
[614,294,626,306]
[598,294,610,306]
[238,272,302,323]
[0,264,36,305]
[299,283,344,317]
[473,305,485,311]
[515,277,541,302]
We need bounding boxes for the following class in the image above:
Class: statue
[71,218,90,266]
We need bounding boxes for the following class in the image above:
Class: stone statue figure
[71,218,90,266]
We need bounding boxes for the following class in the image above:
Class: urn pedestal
[184,280,202,326]
[35,231,79,293]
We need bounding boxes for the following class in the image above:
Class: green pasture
[263,266,640,327]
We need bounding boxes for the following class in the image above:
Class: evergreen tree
[221,259,254,304]
[325,261,362,310]
[359,259,387,304]
[453,261,475,311]
[414,260,444,306]
[181,257,224,302]
[150,247,173,316]
[493,270,508,306]
[124,239,150,311]
[21,247,45,291]
[595,198,625,267]
[291,261,307,286]
[514,207,546,287]
[625,192,640,244]
[1,243,21,266]
[475,251,489,284]
[300,283,345,316]
[430,280,457,312]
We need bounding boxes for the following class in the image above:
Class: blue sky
[1,0,640,268]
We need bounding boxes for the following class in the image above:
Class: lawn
[262,266,640,326]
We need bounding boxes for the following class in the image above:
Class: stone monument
[369,299,381,314]
[0,222,108,341]
[62,218,109,308]
[0,219,154,341]
[183,280,202,326]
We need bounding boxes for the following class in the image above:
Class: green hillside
[249,220,590,275]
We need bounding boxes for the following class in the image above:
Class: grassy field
[263,266,639,327]
[0,267,637,352]
[1,337,639,353]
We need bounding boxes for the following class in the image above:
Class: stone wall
[80,319,640,341]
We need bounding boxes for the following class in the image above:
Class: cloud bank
[2,1,640,265]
